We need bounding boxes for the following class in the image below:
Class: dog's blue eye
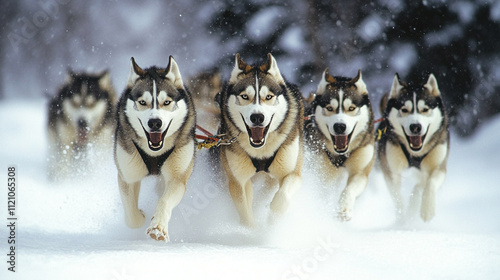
[422,108,429,113]
[325,105,334,112]
[348,106,356,111]
[241,94,249,100]
[401,108,409,113]
[138,100,146,106]
[164,101,171,106]
[266,95,273,100]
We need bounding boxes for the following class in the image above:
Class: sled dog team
[47,54,449,241]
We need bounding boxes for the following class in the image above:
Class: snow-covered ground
[0,99,499,280]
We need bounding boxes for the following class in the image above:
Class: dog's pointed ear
[127,57,144,87]
[351,69,368,95]
[229,53,247,84]
[165,56,184,89]
[424,73,441,97]
[262,53,285,85]
[98,70,112,90]
[389,73,404,99]
[316,68,335,95]
[65,69,74,84]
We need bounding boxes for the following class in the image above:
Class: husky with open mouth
[114,56,196,241]
[47,70,117,181]
[218,53,304,227]
[377,73,449,222]
[305,69,375,221]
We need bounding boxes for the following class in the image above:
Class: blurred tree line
[1,0,499,137]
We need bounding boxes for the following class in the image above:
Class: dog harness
[250,151,278,173]
[325,150,348,168]
[133,141,174,175]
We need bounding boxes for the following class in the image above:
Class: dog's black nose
[250,113,265,125]
[78,118,88,129]
[410,123,422,134]
[333,123,346,134]
[148,119,163,130]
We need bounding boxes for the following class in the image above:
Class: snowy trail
[0,99,499,280]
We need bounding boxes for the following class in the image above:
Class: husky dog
[377,73,449,222]
[218,53,304,227]
[47,70,117,180]
[114,56,196,241]
[305,69,375,221]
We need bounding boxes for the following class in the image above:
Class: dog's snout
[410,123,422,134]
[78,118,88,129]
[148,118,163,130]
[250,113,265,125]
[333,123,346,134]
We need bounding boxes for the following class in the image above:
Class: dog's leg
[147,177,187,242]
[338,173,369,222]
[383,144,407,222]
[385,173,404,222]
[408,181,424,222]
[270,172,301,215]
[421,169,445,222]
[118,175,145,228]
[244,179,255,221]
[229,178,256,227]
[338,146,374,221]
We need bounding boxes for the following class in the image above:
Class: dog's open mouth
[77,119,89,144]
[77,126,88,144]
[330,125,356,154]
[403,125,428,152]
[140,120,171,151]
[243,115,273,148]
[405,134,426,151]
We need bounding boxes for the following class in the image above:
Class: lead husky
[218,53,304,227]
[47,70,117,180]
[377,73,449,222]
[114,56,196,241]
[305,69,375,221]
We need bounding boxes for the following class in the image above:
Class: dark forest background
[1,0,499,137]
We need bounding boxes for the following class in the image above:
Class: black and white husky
[114,56,196,241]
[47,70,117,180]
[218,53,305,227]
[305,69,375,221]
[377,73,449,222]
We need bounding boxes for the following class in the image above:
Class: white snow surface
[0,99,499,280]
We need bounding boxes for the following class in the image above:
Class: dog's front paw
[420,206,435,222]
[337,207,352,222]
[125,209,146,228]
[146,221,170,242]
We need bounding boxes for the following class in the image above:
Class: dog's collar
[133,141,174,175]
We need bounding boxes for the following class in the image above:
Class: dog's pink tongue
[250,127,265,143]
[409,136,423,149]
[149,132,162,145]
[334,135,348,151]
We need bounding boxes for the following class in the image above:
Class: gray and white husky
[114,56,196,241]
[218,53,305,227]
[305,69,375,221]
[47,70,117,180]
[377,73,449,222]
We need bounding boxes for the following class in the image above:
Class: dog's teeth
[149,141,153,146]
[159,141,162,146]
